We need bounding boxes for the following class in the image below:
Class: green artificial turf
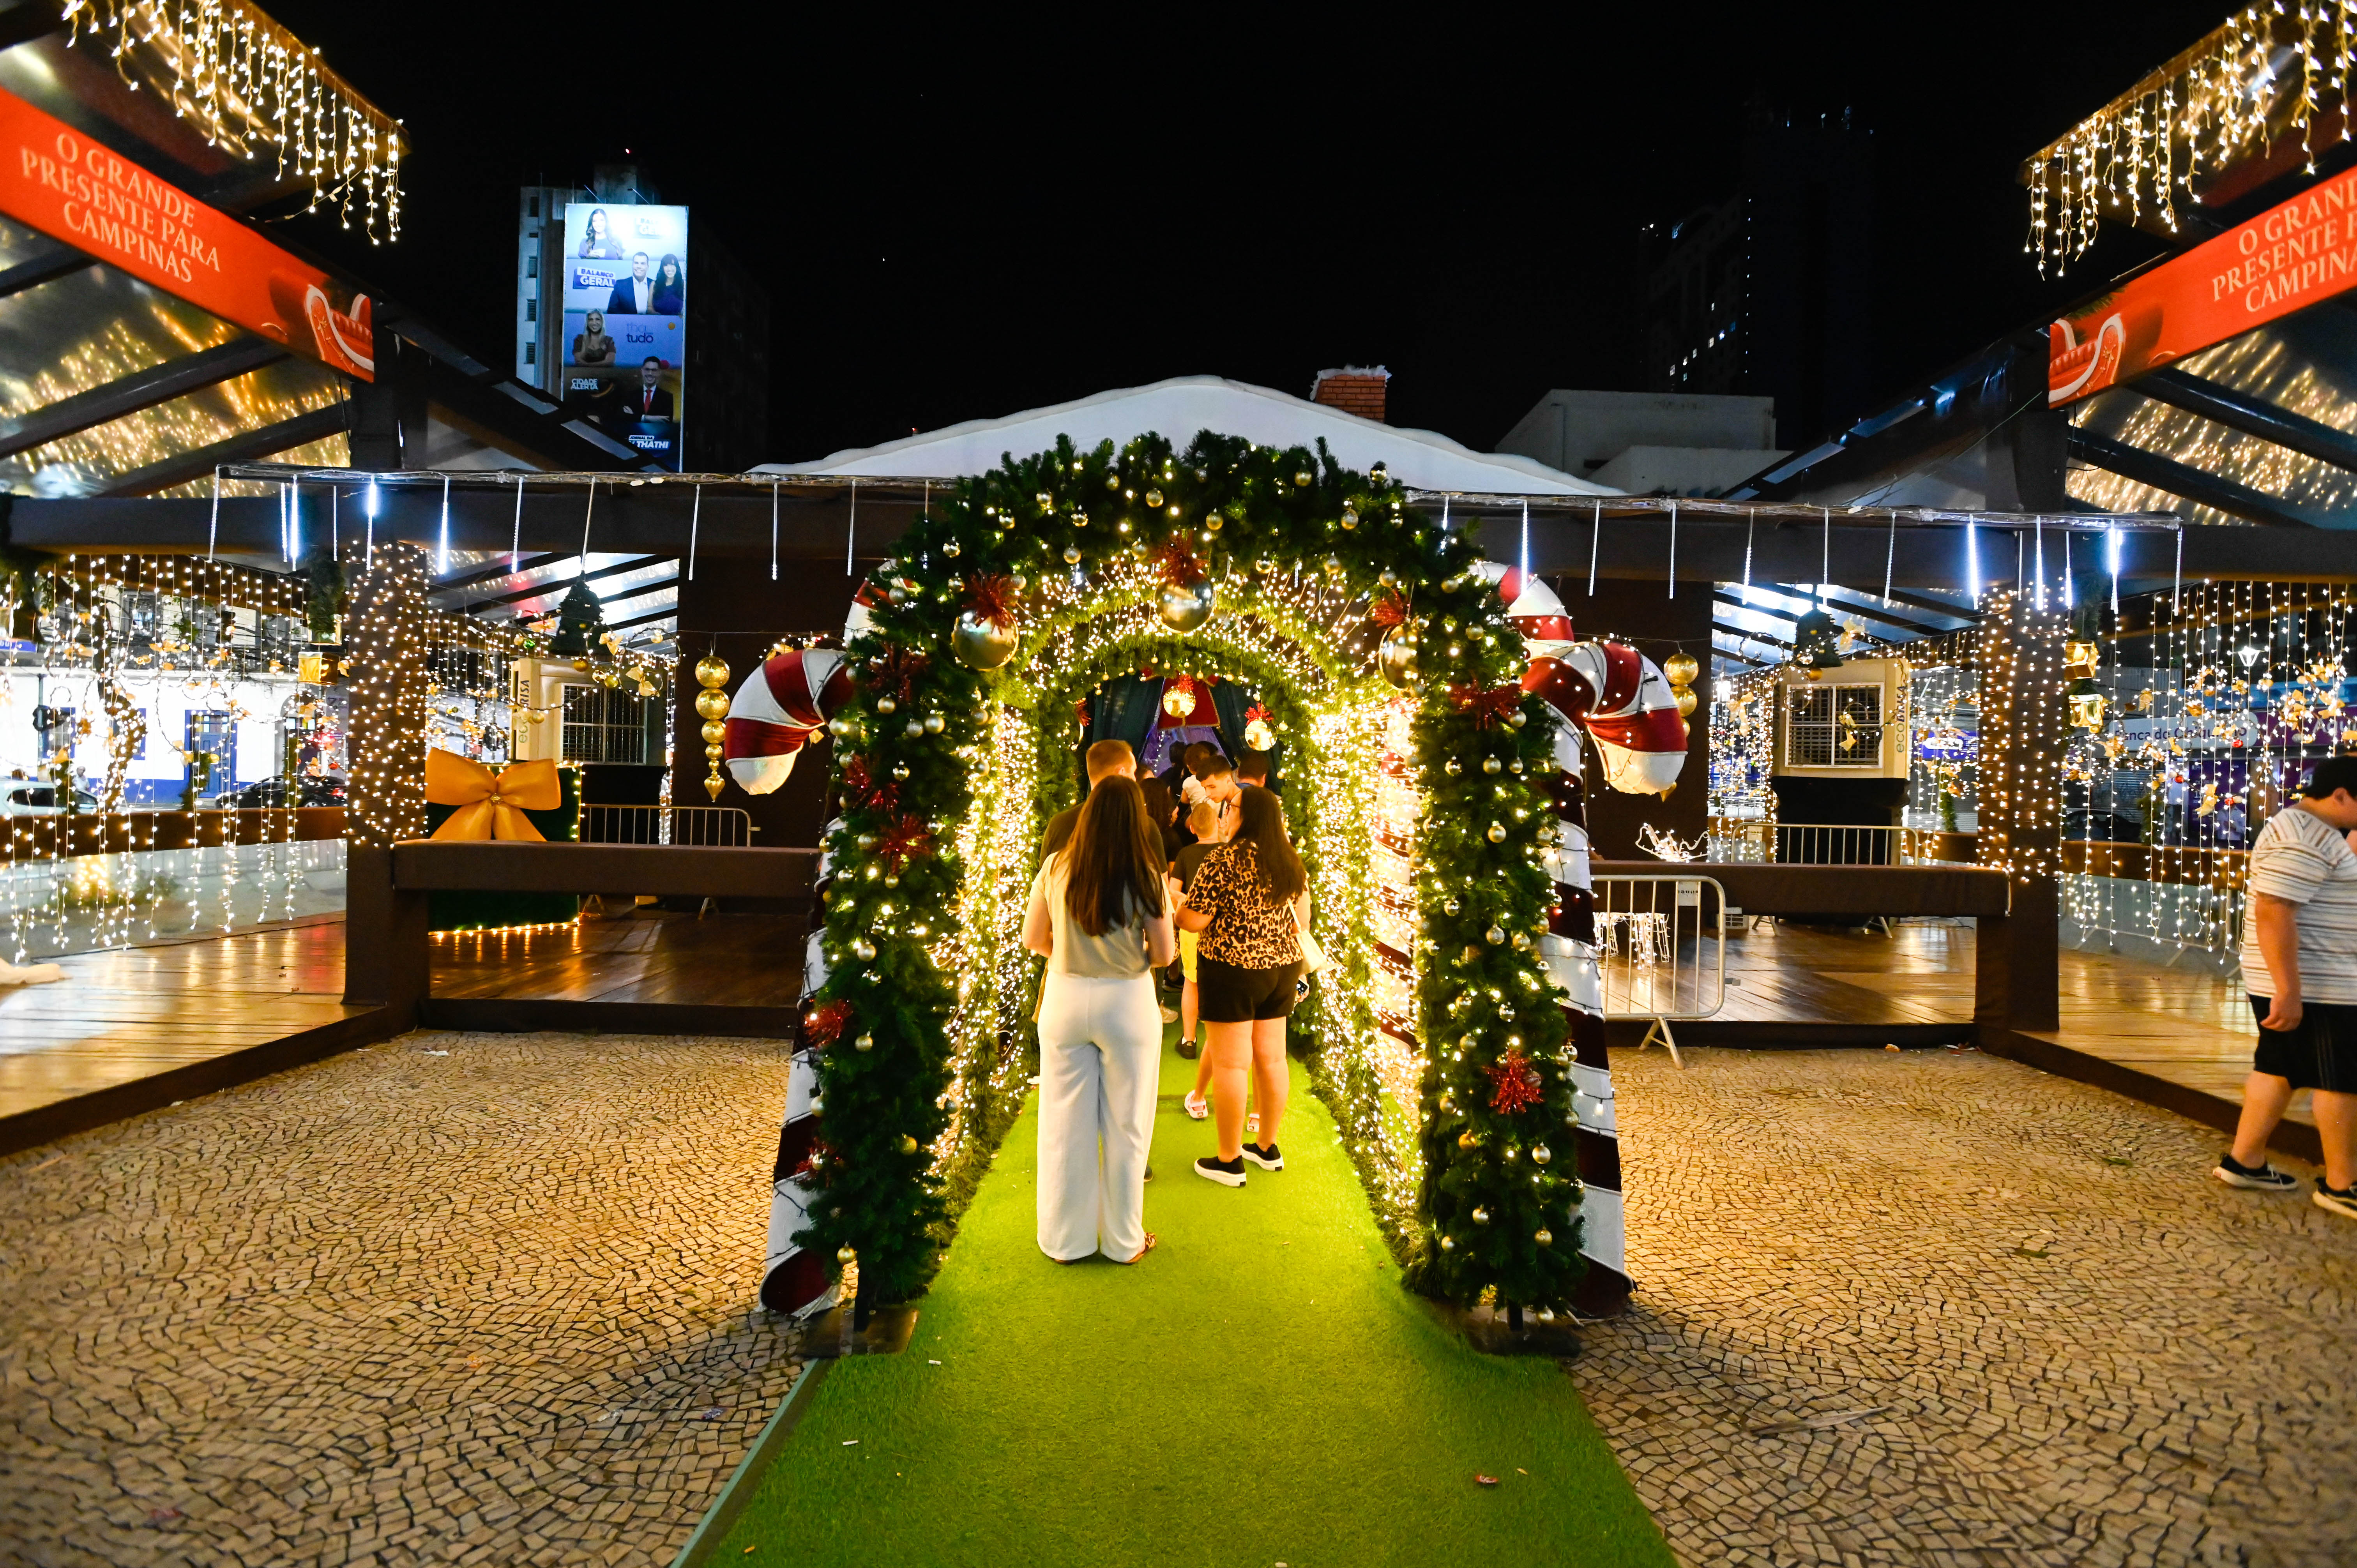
[712,1028,1671,1568]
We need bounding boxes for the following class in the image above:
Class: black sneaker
[1175,1040,1200,1060]
[1242,1142,1283,1171]
[2316,1181,2357,1220]
[1194,1154,1246,1187]
[2213,1153,2299,1191]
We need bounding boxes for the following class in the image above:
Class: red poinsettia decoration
[1244,701,1272,725]
[804,998,853,1049]
[876,812,936,874]
[1153,538,1208,587]
[1483,1046,1544,1114]
[1368,588,1411,628]
[1448,683,1524,729]
[869,646,931,705]
[837,756,898,815]
[793,1136,837,1179]
[964,572,1019,628]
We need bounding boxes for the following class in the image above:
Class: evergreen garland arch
[800,429,1588,1316]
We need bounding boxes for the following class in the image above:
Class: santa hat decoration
[1523,641,1688,795]
[1474,562,1576,654]
[722,646,854,795]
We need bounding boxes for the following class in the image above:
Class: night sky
[282,3,2232,466]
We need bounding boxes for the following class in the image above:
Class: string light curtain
[2022,4,2357,275]
[60,0,406,242]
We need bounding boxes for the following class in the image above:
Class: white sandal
[1184,1091,1209,1121]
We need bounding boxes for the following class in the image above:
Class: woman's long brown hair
[1064,775,1168,936]
[1228,785,1306,904]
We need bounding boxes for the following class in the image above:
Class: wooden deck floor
[1707,919,2286,1125]
[0,919,362,1122]
[431,905,806,1008]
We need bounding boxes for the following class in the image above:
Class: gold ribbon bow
[425,750,561,841]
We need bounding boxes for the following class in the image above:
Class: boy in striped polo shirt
[2217,756,2357,1216]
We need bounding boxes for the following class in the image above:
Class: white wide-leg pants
[1035,970,1161,1262]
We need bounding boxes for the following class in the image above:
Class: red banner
[0,87,372,380]
[2050,162,2357,406]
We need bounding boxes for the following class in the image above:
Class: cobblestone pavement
[1579,1046,2357,1568]
[0,1032,804,1568]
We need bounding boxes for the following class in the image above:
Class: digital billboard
[2050,161,2357,407]
[560,202,687,468]
[0,87,373,379]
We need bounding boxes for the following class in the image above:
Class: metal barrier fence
[1590,873,1726,1065]
[1705,819,1965,867]
[579,804,755,848]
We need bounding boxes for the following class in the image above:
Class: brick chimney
[1311,366,1390,423]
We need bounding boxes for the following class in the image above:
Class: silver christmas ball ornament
[1377,624,1420,689]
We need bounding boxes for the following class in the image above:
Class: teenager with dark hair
[1177,786,1307,1185]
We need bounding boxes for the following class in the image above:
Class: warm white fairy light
[61,0,406,244]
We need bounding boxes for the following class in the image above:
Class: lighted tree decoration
[798,429,1587,1319]
[548,579,605,663]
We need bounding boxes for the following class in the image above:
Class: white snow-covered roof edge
[754,374,1615,497]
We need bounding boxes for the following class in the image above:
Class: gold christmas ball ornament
[1293,469,1313,487]
[1485,925,1507,945]
[904,719,924,740]
[1063,544,1083,565]
[1535,1227,1554,1247]
[1471,1206,1491,1225]
[854,1033,875,1052]
[701,720,726,746]
[1341,506,1359,529]
[851,939,877,961]
[1445,758,1463,777]
[1675,685,1700,719]
[695,654,730,689]
[1531,1143,1551,1165]
[694,687,731,722]
[951,611,1019,670]
[1482,756,1502,775]
[1377,624,1420,689]
[1157,579,1216,633]
[1203,513,1223,534]
[1663,650,1700,688]
[1486,821,1509,843]
[1144,489,1164,509]
[923,712,946,734]
[899,1133,920,1154]
[1105,471,1121,491]
[837,1245,857,1264]
[875,696,897,714]
[1244,717,1275,751]
[942,538,961,558]
[1440,1233,1456,1251]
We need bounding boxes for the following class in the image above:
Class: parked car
[0,784,98,815]
[208,776,348,809]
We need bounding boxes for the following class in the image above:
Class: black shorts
[1198,956,1304,1023]
[2249,994,2357,1093]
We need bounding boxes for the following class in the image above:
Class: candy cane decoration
[1474,562,1689,1310]
[720,646,855,795]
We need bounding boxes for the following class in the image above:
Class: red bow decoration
[804,998,853,1049]
[1367,588,1410,629]
[1449,683,1524,728]
[964,572,1019,628]
[1484,1046,1544,1114]
[1153,538,1208,587]
[876,813,935,874]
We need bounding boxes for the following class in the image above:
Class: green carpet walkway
[712,1030,1670,1568]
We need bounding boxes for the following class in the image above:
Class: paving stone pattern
[0,1032,805,1568]
[1580,1047,2357,1568]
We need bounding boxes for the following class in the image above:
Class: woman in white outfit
[1023,774,1177,1263]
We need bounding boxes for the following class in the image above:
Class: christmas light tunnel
[720,431,1688,1326]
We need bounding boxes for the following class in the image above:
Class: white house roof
[756,374,1614,496]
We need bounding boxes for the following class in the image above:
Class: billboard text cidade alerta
[2050,162,2357,406]
[0,87,372,378]
[562,202,686,469]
